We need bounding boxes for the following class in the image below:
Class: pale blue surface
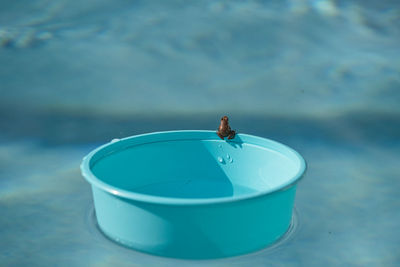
[0,0,400,266]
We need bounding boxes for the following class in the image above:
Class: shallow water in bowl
[90,139,300,196]
[131,179,258,198]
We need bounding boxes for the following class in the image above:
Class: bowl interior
[88,132,303,200]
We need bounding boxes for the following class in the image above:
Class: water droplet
[229,158,233,163]
[111,138,120,143]
[226,154,230,159]
[218,144,222,148]
[217,156,224,163]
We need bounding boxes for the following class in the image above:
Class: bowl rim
[81,130,307,205]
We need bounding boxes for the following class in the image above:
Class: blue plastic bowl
[81,131,306,259]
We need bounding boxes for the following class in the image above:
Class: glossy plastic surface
[81,131,306,259]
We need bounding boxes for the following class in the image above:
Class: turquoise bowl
[81,131,306,259]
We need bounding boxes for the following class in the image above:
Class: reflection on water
[130,180,258,198]
[131,179,235,198]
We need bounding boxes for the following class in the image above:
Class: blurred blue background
[0,0,399,266]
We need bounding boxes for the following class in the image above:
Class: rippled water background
[1,0,399,266]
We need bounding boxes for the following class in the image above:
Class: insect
[217,116,236,140]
